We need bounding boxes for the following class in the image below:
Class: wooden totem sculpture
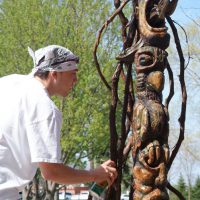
[116,0,177,199]
[94,0,187,199]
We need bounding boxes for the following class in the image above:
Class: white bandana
[28,45,79,76]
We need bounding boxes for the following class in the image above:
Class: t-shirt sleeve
[26,109,63,164]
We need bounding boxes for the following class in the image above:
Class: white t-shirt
[0,74,63,199]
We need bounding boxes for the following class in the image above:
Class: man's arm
[39,160,117,186]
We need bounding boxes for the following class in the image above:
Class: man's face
[55,69,78,97]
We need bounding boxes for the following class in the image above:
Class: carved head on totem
[135,0,178,49]
[117,0,178,100]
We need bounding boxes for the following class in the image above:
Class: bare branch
[166,16,187,170]
[172,20,191,69]
[165,61,174,110]
[114,0,129,43]
[110,63,122,163]
[167,182,186,200]
[93,0,130,91]
[180,7,200,28]
[187,68,200,87]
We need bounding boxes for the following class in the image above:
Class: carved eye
[139,55,154,66]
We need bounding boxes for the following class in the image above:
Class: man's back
[0,74,62,199]
[0,74,38,199]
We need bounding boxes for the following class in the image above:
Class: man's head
[28,45,79,97]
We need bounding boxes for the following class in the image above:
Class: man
[0,45,117,199]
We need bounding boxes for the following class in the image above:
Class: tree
[192,176,200,200]
[177,174,188,199]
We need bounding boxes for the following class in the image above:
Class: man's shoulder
[0,74,27,84]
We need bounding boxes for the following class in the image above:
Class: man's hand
[91,160,118,186]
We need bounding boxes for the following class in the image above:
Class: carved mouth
[148,4,165,28]
[143,0,168,32]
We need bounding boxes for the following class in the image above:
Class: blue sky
[168,0,200,133]
[172,0,200,23]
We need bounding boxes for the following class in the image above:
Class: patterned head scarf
[28,45,79,76]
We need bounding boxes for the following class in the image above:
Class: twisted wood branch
[166,16,187,170]
[93,0,130,91]
[167,182,186,200]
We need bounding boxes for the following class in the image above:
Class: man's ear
[50,71,58,80]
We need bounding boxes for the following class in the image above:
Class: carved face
[137,0,172,49]
[145,0,169,27]
[134,46,168,74]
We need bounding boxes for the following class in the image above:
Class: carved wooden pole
[116,0,183,199]
[93,0,187,199]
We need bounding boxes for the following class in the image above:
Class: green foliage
[168,175,200,200]
[168,174,187,200]
[177,174,188,199]
[0,0,123,169]
[177,174,187,194]
[191,176,200,200]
